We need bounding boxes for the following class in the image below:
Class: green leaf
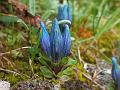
[28,46,39,59]
[0,14,19,23]
[107,82,115,90]
[17,19,29,30]
[60,67,73,76]
[19,0,29,5]
[16,32,26,44]
[67,58,77,66]
[7,35,16,46]
[60,57,68,65]
[0,14,29,30]
[29,0,35,16]
[39,58,49,67]
[40,66,54,78]
[42,10,55,21]
[96,8,120,39]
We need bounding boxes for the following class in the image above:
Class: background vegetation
[0,0,120,90]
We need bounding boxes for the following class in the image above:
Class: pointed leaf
[67,58,77,66]
[40,66,54,78]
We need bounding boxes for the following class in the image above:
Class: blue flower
[40,21,51,58]
[112,57,120,90]
[62,24,71,56]
[50,19,63,62]
[39,4,72,63]
[57,4,72,25]
[39,19,71,63]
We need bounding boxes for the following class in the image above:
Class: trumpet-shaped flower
[40,21,51,58]
[39,3,72,63]
[57,4,72,25]
[50,19,63,62]
[57,4,72,32]
[112,57,120,90]
[40,19,71,63]
[62,24,71,56]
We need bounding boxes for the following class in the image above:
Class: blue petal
[57,5,64,21]
[62,5,68,20]
[112,57,119,69]
[112,67,120,87]
[112,57,120,85]
[50,19,63,62]
[40,21,51,58]
[62,24,71,56]
[116,70,120,87]
[67,4,72,22]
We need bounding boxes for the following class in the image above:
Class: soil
[11,80,54,90]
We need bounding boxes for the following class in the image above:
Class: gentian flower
[50,19,63,62]
[39,4,72,63]
[40,19,71,63]
[112,57,120,90]
[57,4,72,26]
[40,21,51,58]
[62,24,71,56]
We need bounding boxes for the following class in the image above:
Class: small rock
[0,81,10,90]
[54,84,61,90]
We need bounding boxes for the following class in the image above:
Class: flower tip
[52,18,59,29]
[112,57,117,62]
[53,18,58,23]
[40,21,45,27]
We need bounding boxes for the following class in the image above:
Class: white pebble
[0,81,10,90]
